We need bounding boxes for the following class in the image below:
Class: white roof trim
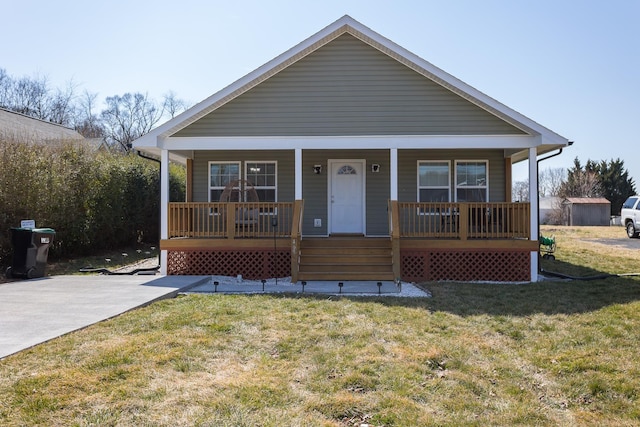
[160,135,537,151]
[134,15,569,149]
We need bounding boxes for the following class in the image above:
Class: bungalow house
[133,15,571,283]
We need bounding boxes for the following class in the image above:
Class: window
[245,161,277,202]
[418,161,451,202]
[337,165,357,175]
[455,161,488,202]
[209,162,240,202]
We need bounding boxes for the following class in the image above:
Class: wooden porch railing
[290,200,304,283]
[393,202,530,240]
[389,200,401,281]
[168,202,295,239]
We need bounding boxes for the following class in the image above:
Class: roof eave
[132,15,571,150]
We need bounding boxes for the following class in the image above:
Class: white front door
[329,160,365,234]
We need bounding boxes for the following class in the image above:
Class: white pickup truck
[622,195,640,238]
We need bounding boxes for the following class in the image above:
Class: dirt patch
[583,238,640,251]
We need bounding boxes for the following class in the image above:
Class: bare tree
[0,68,11,108]
[162,91,189,119]
[512,179,529,202]
[10,74,50,119]
[539,167,566,197]
[101,92,165,151]
[75,90,105,138]
[47,79,78,126]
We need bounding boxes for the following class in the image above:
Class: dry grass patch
[1,226,639,425]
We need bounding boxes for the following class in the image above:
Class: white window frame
[454,160,489,202]
[244,160,278,203]
[417,160,451,214]
[417,160,451,202]
[208,161,241,203]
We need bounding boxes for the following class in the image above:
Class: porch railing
[394,201,530,240]
[290,200,304,283]
[167,202,295,239]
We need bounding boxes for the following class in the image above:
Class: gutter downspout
[535,141,574,272]
[136,151,162,267]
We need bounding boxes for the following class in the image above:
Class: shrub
[0,136,185,265]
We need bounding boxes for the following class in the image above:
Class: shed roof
[563,197,611,205]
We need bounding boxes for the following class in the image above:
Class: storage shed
[563,198,611,226]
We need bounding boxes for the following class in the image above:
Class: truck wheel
[5,267,13,279]
[627,222,639,238]
[26,267,35,279]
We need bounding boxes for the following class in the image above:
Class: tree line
[0,67,188,266]
[0,136,185,266]
[513,157,636,217]
[0,68,188,151]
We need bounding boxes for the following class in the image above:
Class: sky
[2,0,639,184]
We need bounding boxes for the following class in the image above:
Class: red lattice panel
[401,249,530,282]
[167,249,290,279]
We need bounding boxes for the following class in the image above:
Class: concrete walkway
[0,275,430,360]
[187,277,423,296]
[0,275,208,359]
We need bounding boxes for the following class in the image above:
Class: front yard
[0,226,639,426]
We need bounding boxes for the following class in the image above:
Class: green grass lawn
[1,226,639,426]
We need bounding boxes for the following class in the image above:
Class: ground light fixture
[338,282,344,293]
[214,281,219,292]
[377,281,382,294]
[301,281,306,293]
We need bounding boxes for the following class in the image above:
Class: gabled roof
[134,15,569,153]
[0,107,84,142]
[563,197,611,205]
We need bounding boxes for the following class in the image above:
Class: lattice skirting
[401,249,531,282]
[167,249,290,279]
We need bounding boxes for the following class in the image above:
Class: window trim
[417,160,452,203]
[454,160,489,202]
[244,160,278,203]
[208,161,241,202]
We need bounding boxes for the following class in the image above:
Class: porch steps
[298,237,395,281]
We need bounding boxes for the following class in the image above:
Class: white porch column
[390,148,398,200]
[528,147,538,281]
[295,148,302,199]
[160,149,169,275]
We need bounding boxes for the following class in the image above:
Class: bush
[0,136,185,265]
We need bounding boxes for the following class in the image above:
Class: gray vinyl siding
[302,150,390,236]
[174,34,525,137]
[398,150,506,203]
[192,151,295,202]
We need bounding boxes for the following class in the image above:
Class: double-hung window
[245,161,277,202]
[209,161,277,203]
[418,161,451,203]
[209,162,240,202]
[455,161,488,202]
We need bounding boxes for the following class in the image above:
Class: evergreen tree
[559,157,636,215]
[594,158,636,215]
[560,157,602,198]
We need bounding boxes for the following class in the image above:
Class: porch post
[160,148,169,275]
[295,148,302,199]
[390,148,398,200]
[528,147,538,281]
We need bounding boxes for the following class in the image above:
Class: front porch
[161,200,537,282]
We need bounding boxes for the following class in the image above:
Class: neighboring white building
[540,197,562,224]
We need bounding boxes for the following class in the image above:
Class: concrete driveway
[0,275,208,359]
